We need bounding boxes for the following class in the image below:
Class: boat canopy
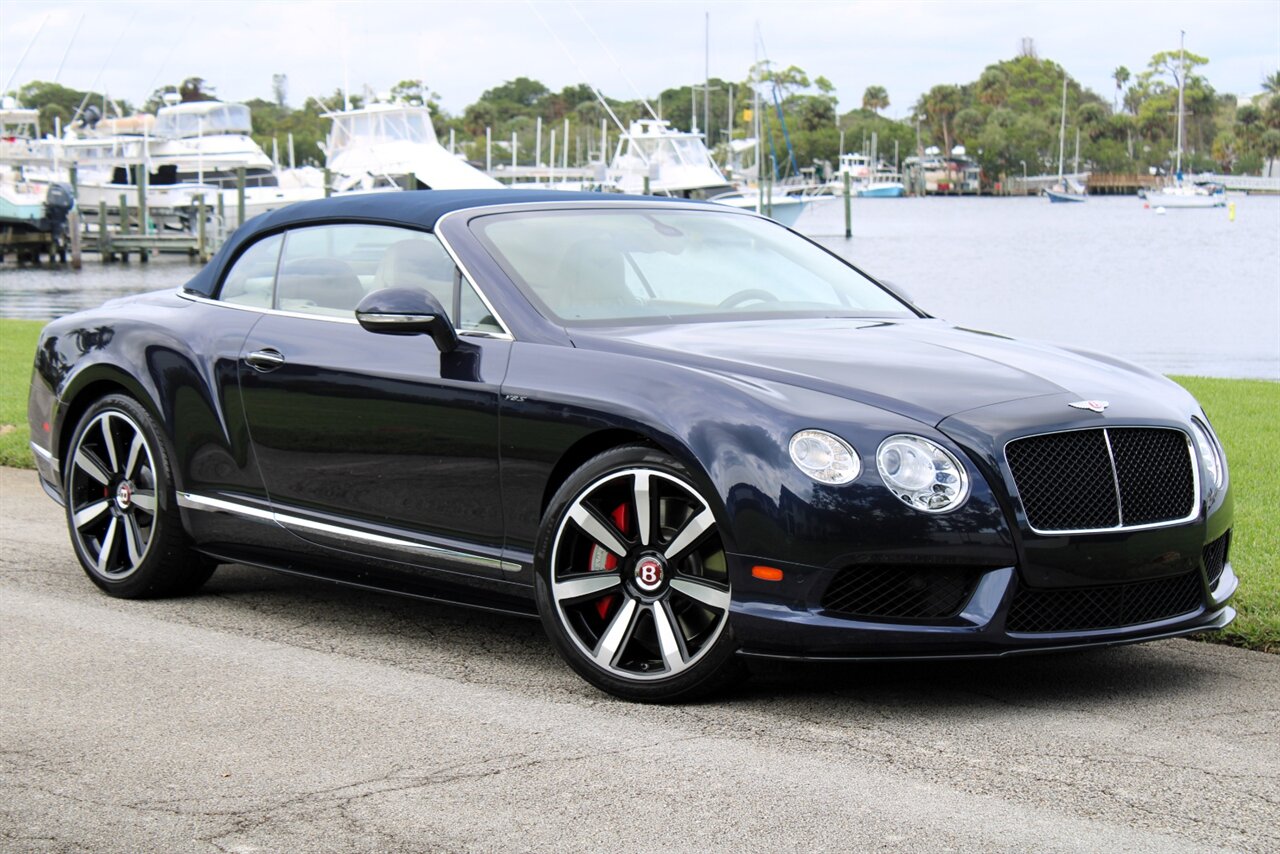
[0,107,40,138]
[617,120,715,171]
[327,107,438,153]
[154,102,252,138]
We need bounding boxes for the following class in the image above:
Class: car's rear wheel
[63,394,214,598]
[535,445,744,702]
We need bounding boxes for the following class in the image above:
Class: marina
[2,5,1279,852]
[4,194,1276,381]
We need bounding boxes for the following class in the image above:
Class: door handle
[246,348,286,371]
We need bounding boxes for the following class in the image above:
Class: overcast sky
[3,0,1278,119]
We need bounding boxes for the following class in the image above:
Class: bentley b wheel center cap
[115,481,134,510]
[634,556,665,593]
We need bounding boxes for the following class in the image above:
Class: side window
[458,275,503,334]
[276,224,453,317]
[218,223,506,334]
[218,233,282,306]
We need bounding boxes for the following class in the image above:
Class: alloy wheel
[67,409,159,581]
[549,467,731,681]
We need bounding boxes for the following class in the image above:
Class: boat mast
[1175,30,1186,178]
[1057,75,1067,180]
[703,12,710,145]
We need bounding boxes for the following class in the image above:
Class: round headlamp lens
[789,429,860,484]
[876,434,970,513]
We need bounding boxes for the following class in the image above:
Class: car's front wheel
[62,394,214,598]
[535,446,743,702]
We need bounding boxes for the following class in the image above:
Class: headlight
[1188,417,1225,491]
[876,434,970,513]
[789,429,860,484]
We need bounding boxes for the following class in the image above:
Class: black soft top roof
[182,189,701,297]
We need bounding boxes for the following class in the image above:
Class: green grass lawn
[1172,375,1280,653]
[0,319,43,468]
[0,319,1274,651]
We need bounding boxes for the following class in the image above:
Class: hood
[569,318,1178,425]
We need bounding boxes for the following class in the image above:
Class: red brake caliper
[589,504,628,620]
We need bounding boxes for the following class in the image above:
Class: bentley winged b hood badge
[1068,400,1110,413]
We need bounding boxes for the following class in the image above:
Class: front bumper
[31,441,64,506]
[728,557,1238,661]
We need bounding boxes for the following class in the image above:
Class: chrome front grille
[1005,427,1197,533]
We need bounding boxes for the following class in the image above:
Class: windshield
[328,110,436,151]
[470,208,912,325]
[155,104,251,137]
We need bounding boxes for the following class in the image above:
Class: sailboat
[1149,32,1225,209]
[1045,76,1086,203]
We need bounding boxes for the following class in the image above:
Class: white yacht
[609,119,734,198]
[323,102,500,192]
[46,98,321,229]
[826,153,905,198]
[613,121,809,225]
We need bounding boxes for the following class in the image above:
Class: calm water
[2,194,1277,379]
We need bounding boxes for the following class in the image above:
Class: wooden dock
[1085,174,1164,195]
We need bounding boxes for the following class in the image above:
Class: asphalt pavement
[1,466,1276,853]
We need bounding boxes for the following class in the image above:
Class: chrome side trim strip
[176,491,520,573]
[30,441,57,465]
[177,292,358,325]
[177,492,275,521]
[180,289,509,343]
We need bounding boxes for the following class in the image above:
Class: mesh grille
[1109,429,1197,525]
[1006,430,1117,530]
[822,566,981,621]
[1006,428,1195,532]
[1007,571,1203,633]
[1203,531,1230,588]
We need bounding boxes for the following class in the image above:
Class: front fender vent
[1203,531,1230,588]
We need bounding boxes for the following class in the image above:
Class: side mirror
[355,287,458,352]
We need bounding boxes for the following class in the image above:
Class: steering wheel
[717,288,780,309]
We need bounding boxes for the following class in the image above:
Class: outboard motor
[42,183,76,241]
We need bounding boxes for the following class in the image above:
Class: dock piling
[236,167,246,227]
[69,210,81,269]
[196,195,207,261]
[97,200,109,261]
[118,193,130,262]
[137,170,150,262]
[843,171,852,238]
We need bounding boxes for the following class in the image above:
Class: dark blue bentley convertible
[27,190,1236,701]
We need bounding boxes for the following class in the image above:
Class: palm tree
[1112,66,1130,113]
[861,85,889,114]
[1264,71,1280,95]
[917,85,962,154]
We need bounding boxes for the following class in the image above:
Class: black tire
[62,394,214,598]
[534,445,745,702]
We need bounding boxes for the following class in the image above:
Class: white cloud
[2,0,1277,114]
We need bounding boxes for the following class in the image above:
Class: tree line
[11,50,1280,184]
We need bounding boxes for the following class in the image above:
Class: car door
[236,223,515,578]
